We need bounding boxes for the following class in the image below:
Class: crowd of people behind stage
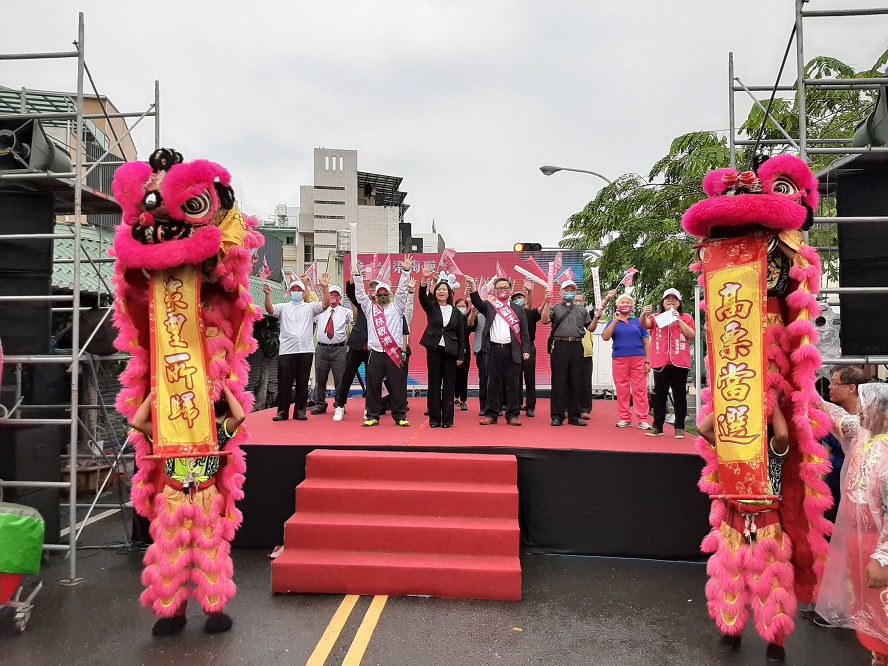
[262,257,696,434]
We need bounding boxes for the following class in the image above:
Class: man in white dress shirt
[353,255,414,427]
[310,285,355,415]
[264,274,330,421]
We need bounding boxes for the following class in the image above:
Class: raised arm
[393,255,413,314]
[318,273,331,311]
[353,269,372,314]
[405,276,416,322]
[263,283,275,315]
[640,304,654,329]
[131,394,153,437]
[540,291,552,324]
[221,383,246,432]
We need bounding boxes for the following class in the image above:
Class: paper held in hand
[653,309,679,328]
[349,223,358,275]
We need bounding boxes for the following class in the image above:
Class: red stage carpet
[248,398,696,455]
[271,449,522,600]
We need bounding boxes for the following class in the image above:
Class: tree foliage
[561,49,887,300]
[561,131,728,308]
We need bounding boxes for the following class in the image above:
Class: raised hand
[301,273,309,284]
[642,304,653,316]
[606,289,618,301]
[422,264,435,279]
[401,255,414,271]
[465,275,477,291]
[319,273,330,288]
[262,283,271,295]
[408,277,416,292]
[523,279,534,292]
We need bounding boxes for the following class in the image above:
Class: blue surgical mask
[512,298,525,308]
[563,292,576,302]
[290,292,304,303]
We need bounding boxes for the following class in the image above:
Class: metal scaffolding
[0,13,160,584]
[726,0,888,368]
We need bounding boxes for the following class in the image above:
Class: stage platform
[236,399,711,559]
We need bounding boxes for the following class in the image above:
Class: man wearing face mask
[542,280,599,426]
[310,285,354,415]
[264,274,331,421]
[353,256,415,427]
[468,275,530,426]
[510,280,547,418]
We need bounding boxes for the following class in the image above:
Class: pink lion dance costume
[682,155,832,659]
[110,148,263,631]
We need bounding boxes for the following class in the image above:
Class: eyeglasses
[829,381,858,387]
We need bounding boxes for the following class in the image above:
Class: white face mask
[457,307,467,315]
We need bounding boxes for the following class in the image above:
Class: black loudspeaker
[836,168,888,356]
[0,191,54,355]
[0,119,73,173]
[0,425,63,544]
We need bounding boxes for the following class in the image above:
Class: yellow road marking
[306,594,360,666]
[342,595,388,666]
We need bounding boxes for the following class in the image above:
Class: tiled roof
[52,223,287,302]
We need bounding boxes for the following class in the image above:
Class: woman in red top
[640,288,696,438]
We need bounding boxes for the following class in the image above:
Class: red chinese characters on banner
[702,236,771,499]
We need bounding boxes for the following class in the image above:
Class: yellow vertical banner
[702,235,770,499]
[148,264,218,457]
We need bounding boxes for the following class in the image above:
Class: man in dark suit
[467,275,530,426]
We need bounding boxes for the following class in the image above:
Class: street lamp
[539,165,613,185]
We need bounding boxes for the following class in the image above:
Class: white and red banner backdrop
[346,250,585,389]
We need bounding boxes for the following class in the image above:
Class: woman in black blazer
[418,267,466,427]
[453,296,472,412]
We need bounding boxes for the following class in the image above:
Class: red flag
[306,261,319,289]
[377,255,392,284]
[259,257,272,282]
[557,267,575,284]
[285,269,298,286]
[524,256,548,282]
[495,262,508,281]
[439,248,464,275]
[621,267,639,288]
[547,252,563,292]
[478,275,494,299]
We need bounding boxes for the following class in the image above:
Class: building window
[304,244,314,263]
[315,200,345,205]
[314,215,346,220]
[286,235,294,244]
[316,185,345,191]
[339,156,344,171]
[324,156,330,171]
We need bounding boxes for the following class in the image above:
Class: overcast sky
[4,1,885,250]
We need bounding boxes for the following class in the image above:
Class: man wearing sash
[353,255,415,427]
[467,276,530,426]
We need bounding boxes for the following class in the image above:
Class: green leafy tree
[561,130,729,309]
[561,49,887,298]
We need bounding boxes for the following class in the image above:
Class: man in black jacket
[331,279,374,422]
[467,276,530,426]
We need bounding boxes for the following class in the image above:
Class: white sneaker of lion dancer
[333,407,345,422]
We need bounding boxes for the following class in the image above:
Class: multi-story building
[297,148,412,273]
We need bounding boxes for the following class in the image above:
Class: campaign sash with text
[371,304,402,367]
[489,298,522,346]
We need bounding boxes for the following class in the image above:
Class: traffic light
[513,242,542,252]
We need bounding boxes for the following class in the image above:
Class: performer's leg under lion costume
[682,155,833,661]
[110,149,263,634]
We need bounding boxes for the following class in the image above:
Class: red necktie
[325,310,335,339]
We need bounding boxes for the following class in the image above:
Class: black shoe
[717,634,741,653]
[551,418,563,426]
[443,423,452,428]
[459,402,468,412]
[294,411,308,421]
[309,406,327,415]
[567,418,587,427]
[272,412,288,422]
[424,410,430,416]
[765,643,785,662]
[526,409,535,418]
[152,615,187,636]
[430,422,440,428]
[580,411,591,420]
[204,613,233,634]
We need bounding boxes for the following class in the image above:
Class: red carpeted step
[272,449,522,600]
[284,512,519,556]
[306,449,517,485]
[295,478,518,519]
[271,549,522,601]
